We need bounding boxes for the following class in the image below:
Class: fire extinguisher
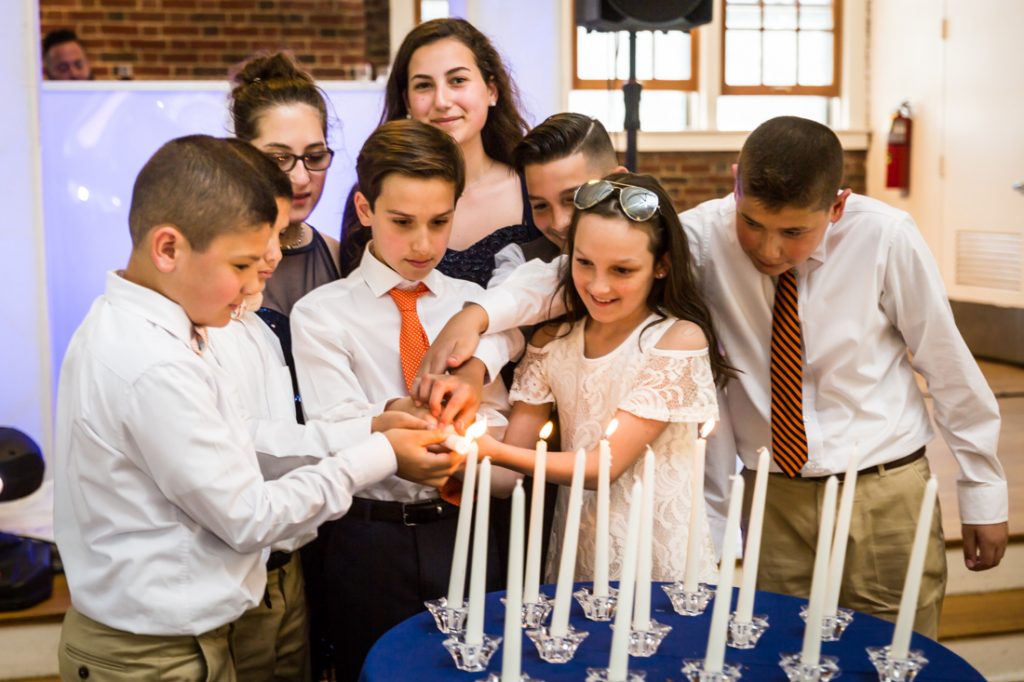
[885,102,912,194]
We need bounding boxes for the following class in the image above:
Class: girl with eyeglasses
[227,51,341,681]
[475,172,735,582]
[229,52,341,332]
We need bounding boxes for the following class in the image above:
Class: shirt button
[78,665,90,678]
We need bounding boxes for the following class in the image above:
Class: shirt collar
[105,270,198,352]
[357,242,443,298]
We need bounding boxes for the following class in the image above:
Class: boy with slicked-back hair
[490,113,623,285]
[291,119,523,680]
[53,134,454,680]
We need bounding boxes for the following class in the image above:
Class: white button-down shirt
[291,247,522,502]
[209,311,373,552]
[54,272,397,636]
[470,194,1007,526]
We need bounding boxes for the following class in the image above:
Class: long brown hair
[381,18,528,166]
[557,172,735,385]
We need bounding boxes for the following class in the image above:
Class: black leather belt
[773,446,926,482]
[266,550,292,571]
[349,497,458,527]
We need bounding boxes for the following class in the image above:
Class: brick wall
[632,150,868,212]
[40,0,380,80]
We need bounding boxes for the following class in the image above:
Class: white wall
[1,1,51,455]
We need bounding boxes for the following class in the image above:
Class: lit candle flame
[699,419,717,439]
[465,416,488,441]
[539,421,554,440]
[604,418,620,439]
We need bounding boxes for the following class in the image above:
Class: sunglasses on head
[573,180,660,222]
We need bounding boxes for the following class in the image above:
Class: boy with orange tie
[291,120,522,680]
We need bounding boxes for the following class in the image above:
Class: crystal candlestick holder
[526,625,589,663]
[626,619,672,657]
[503,593,552,629]
[662,582,715,616]
[727,614,769,649]
[573,585,619,621]
[799,604,854,642]
[424,597,467,634]
[866,645,929,681]
[481,674,543,682]
[778,653,841,681]
[585,668,647,681]
[681,659,744,681]
[442,631,502,672]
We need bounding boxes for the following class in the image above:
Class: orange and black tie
[770,269,808,477]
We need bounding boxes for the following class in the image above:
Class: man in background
[42,29,92,81]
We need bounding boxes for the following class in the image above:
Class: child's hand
[386,427,461,489]
[416,359,485,429]
[413,304,489,400]
[474,433,501,461]
[371,409,433,433]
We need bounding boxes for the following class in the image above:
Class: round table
[359,584,984,681]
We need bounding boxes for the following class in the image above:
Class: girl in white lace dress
[476,172,735,584]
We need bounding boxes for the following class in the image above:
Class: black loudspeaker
[576,0,713,32]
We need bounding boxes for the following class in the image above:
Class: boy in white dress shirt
[290,120,523,680]
[206,143,433,681]
[417,116,1008,639]
[53,135,456,681]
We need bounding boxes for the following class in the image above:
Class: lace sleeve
[508,344,555,405]
[619,348,718,422]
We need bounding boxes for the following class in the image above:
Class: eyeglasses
[573,180,660,222]
[264,148,335,173]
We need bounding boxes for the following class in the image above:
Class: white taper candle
[824,446,861,617]
[523,421,552,604]
[608,480,644,679]
[734,447,770,622]
[890,476,939,659]
[465,457,492,646]
[501,480,525,680]
[550,448,587,637]
[800,476,838,665]
[705,474,745,672]
[632,447,655,631]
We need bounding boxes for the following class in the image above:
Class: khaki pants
[743,455,947,639]
[231,552,310,682]
[59,607,235,681]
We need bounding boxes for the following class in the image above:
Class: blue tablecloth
[360,584,983,681]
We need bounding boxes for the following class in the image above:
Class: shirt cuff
[957,479,1009,525]
[340,432,398,490]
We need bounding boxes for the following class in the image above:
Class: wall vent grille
[955,231,1022,291]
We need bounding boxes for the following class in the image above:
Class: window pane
[763,31,797,85]
[726,4,761,29]
[577,27,616,81]
[653,30,691,80]
[420,0,449,22]
[800,0,832,5]
[764,0,796,4]
[568,89,689,132]
[716,95,830,130]
[725,30,761,85]
[799,5,833,29]
[616,31,655,81]
[798,31,833,85]
[764,5,797,29]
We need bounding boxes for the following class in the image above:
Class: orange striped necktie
[770,269,808,477]
[388,283,431,393]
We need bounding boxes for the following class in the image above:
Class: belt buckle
[402,500,443,526]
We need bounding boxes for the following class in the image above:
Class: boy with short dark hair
[42,28,92,80]
[490,113,622,285]
[420,115,1008,639]
[291,119,522,680]
[54,134,454,680]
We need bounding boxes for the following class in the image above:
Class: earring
[405,113,412,119]
[489,100,496,107]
